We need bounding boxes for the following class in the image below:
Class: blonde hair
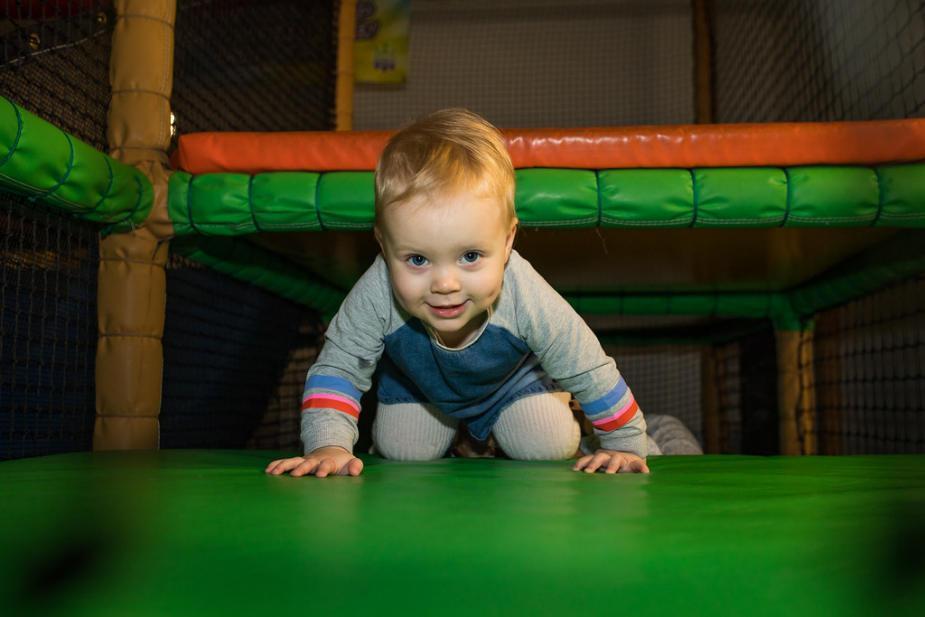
[375,108,516,226]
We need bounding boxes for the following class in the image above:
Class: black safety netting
[164,0,342,451]
[171,0,338,135]
[0,0,114,150]
[160,253,324,450]
[0,0,112,459]
[601,319,778,455]
[811,276,925,454]
[0,196,98,460]
[711,0,924,122]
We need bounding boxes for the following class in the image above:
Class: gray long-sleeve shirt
[301,250,647,457]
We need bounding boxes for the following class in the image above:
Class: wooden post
[692,0,714,124]
[775,327,817,455]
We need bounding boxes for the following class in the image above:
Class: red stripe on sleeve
[595,401,639,432]
[302,397,360,419]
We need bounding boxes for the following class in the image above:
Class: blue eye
[407,254,428,267]
[461,251,481,264]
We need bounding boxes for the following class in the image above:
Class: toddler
[266,108,649,478]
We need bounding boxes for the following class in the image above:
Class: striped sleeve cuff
[302,374,362,420]
[581,377,639,432]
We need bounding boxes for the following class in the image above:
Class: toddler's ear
[504,220,518,256]
[374,226,385,251]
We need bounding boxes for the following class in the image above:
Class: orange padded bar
[171,118,925,174]
[171,131,391,173]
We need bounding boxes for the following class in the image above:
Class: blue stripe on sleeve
[582,378,629,415]
[305,374,362,401]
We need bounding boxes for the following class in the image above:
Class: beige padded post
[95,235,169,448]
[776,328,817,455]
[94,0,176,450]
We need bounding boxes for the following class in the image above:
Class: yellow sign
[355,0,410,84]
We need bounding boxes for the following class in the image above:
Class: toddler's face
[376,191,516,348]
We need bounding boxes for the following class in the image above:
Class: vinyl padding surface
[1,451,923,616]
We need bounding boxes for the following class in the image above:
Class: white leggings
[371,395,698,460]
[372,392,580,461]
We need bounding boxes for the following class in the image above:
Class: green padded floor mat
[2,451,923,616]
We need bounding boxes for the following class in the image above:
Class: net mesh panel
[0,1,111,459]
[0,0,114,150]
[171,0,338,134]
[353,0,694,130]
[161,254,322,450]
[738,325,779,454]
[710,0,925,452]
[602,343,703,444]
[713,341,743,454]
[601,322,780,455]
[164,0,339,450]
[812,277,925,454]
[245,325,319,451]
[0,196,98,460]
[711,0,925,122]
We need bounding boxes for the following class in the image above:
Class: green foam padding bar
[561,231,925,330]
[788,230,925,317]
[516,169,599,227]
[565,292,783,318]
[167,165,925,235]
[170,236,346,320]
[564,291,802,331]
[0,95,152,233]
[172,231,923,328]
[318,171,377,230]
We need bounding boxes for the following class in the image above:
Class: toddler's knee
[374,438,450,461]
[372,402,457,461]
[493,393,581,461]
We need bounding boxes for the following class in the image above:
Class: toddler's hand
[573,449,649,474]
[265,446,364,478]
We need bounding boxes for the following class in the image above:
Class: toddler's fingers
[343,458,364,476]
[264,458,290,474]
[268,457,301,475]
[290,458,319,477]
[583,452,610,473]
[604,456,624,474]
[314,458,337,478]
[572,454,594,471]
[628,458,650,474]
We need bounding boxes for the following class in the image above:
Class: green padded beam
[172,231,925,330]
[170,236,347,320]
[788,230,925,317]
[0,96,152,233]
[169,229,922,328]
[563,291,801,331]
[167,165,925,235]
[564,231,925,330]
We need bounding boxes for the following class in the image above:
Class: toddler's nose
[431,269,460,294]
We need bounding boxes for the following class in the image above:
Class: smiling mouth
[427,301,468,318]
